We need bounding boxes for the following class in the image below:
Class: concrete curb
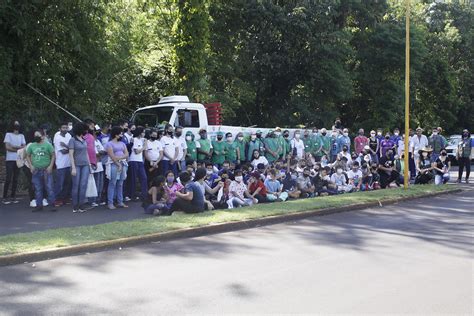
[0,188,462,267]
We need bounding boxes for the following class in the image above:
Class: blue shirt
[185,181,204,211]
[337,135,351,153]
[264,179,281,193]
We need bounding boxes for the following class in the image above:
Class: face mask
[175,132,182,137]
[251,135,256,140]
[123,128,128,133]
[394,132,399,136]
[227,137,233,142]
[256,134,262,139]
[200,133,207,139]
[385,136,390,139]
[370,133,376,137]
[150,136,158,141]
[377,132,382,136]
[34,136,42,143]
[441,152,447,156]
[303,173,309,178]
[343,148,347,152]
[283,134,289,138]
[186,135,192,141]
[238,136,244,141]
[167,130,173,136]
[295,134,301,139]
[217,136,223,141]
[166,176,174,183]
[321,132,327,136]
[206,170,213,175]
[336,169,343,175]
[432,131,438,135]
[235,176,243,182]
[463,132,469,138]
[422,152,428,157]
[275,132,281,137]
[343,132,348,137]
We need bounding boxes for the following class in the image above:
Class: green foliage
[0,0,472,137]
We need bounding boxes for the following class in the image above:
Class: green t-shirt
[212,140,226,164]
[197,139,211,161]
[186,140,198,161]
[264,137,280,163]
[225,141,238,162]
[236,140,246,162]
[312,135,323,157]
[27,142,54,169]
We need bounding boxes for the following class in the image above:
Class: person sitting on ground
[347,161,363,192]
[250,149,269,169]
[164,170,183,205]
[143,175,171,216]
[330,167,352,193]
[172,169,205,213]
[312,166,337,196]
[227,170,257,208]
[415,147,434,184]
[264,169,288,202]
[432,149,451,185]
[378,149,399,188]
[297,167,316,198]
[247,171,267,203]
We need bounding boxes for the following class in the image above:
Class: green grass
[0,185,457,256]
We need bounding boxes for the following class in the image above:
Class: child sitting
[227,170,257,208]
[143,176,172,216]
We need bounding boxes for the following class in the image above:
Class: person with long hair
[105,126,129,209]
[143,175,171,216]
[415,147,434,184]
[69,122,91,213]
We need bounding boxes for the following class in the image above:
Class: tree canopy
[0,0,472,135]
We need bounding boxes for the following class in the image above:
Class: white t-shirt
[347,169,363,184]
[4,132,26,161]
[93,139,104,173]
[251,156,269,168]
[146,139,163,162]
[174,136,188,161]
[53,131,72,169]
[161,135,177,161]
[290,138,305,159]
[410,135,428,156]
[129,137,146,162]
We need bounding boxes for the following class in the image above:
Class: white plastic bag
[86,174,98,198]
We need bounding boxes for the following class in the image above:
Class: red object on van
[204,102,223,125]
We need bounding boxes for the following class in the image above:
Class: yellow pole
[404,0,410,189]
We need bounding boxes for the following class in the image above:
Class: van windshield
[133,106,174,127]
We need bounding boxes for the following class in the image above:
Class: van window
[133,106,174,127]
[176,109,200,127]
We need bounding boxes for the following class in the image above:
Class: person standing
[105,126,129,209]
[212,131,226,168]
[69,122,91,213]
[380,132,395,158]
[290,130,305,160]
[174,126,187,172]
[457,129,472,184]
[246,131,263,162]
[428,126,446,162]
[26,129,56,212]
[145,129,164,183]
[264,131,280,164]
[410,127,428,177]
[161,124,179,176]
[197,129,213,162]
[337,128,351,154]
[224,132,239,164]
[354,128,369,156]
[319,128,331,160]
[128,126,148,201]
[2,121,26,204]
[235,132,247,165]
[185,131,198,162]
[53,122,72,207]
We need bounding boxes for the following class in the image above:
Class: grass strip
[0,185,457,256]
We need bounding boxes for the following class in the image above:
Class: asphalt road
[1,189,472,315]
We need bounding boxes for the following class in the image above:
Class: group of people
[2,118,472,215]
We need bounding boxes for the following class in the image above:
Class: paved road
[0,166,472,236]
[1,189,472,315]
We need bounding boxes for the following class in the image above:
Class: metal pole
[24,82,83,123]
[404,0,410,189]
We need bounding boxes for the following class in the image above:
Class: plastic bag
[86,174,98,198]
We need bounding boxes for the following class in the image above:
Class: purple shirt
[105,140,126,158]
[380,139,395,157]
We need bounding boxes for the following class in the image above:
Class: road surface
[0,189,472,315]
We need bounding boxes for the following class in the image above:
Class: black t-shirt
[312,174,328,191]
[435,158,448,175]
[282,172,297,191]
[378,156,394,175]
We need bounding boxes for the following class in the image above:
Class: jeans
[3,161,20,198]
[162,160,177,177]
[71,165,90,209]
[22,166,35,200]
[431,153,440,163]
[435,173,450,185]
[409,153,416,178]
[227,197,255,208]
[178,160,186,173]
[108,163,128,206]
[31,169,55,208]
[128,161,148,200]
[55,167,71,201]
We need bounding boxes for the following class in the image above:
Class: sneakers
[42,199,49,207]
[117,204,129,208]
[1,199,11,205]
[30,199,37,208]
[108,204,116,210]
[90,202,99,207]
[99,201,107,206]
[10,198,19,204]
[227,199,234,209]
[124,196,131,202]
[72,208,86,213]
